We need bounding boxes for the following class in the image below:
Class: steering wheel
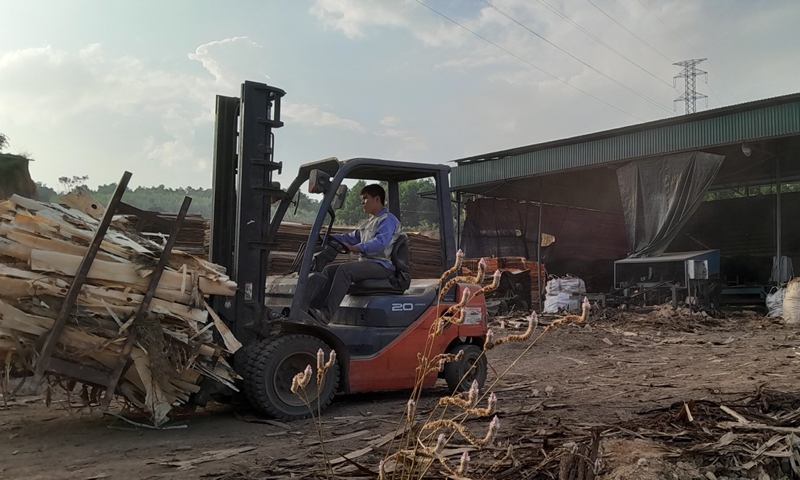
[325,235,350,255]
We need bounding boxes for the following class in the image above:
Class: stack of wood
[267,222,444,279]
[0,194,239,426]
[406,232,443,279]
[266,222,353,274]
[127,213,210,257]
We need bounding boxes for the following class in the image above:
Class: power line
[479,0,676,115]
[413,0,645,121]
[535,0,675,90]
[635,0,727,107]
[585,0,674,63]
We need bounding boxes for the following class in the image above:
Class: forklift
[202,81,488,420]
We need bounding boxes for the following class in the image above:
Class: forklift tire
[242,334,340,420]
[444,344,487,393]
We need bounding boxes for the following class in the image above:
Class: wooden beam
[30,249,237,296]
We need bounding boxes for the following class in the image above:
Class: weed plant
[292,250,590,479]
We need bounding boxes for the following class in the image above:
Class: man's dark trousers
[317,261,393,320]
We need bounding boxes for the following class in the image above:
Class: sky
[1,0,798,191]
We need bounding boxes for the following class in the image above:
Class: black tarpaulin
[617,152,725,258]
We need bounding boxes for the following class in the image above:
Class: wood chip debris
[157,446,256,470]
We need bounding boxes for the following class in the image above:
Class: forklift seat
[348,232,412,296]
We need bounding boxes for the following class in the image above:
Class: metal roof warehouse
[449,92,800,307]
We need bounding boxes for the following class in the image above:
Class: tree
[0,133,7,151]
[96,183,118,195]
[58,175,89,194]
[399,178,438,229]
[284,190,321,222]
[35,182,58,202]
[334,180,368,226]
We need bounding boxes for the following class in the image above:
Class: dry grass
[293,250,592,479]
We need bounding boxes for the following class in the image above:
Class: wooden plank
[0,300,111,351]
[30,249,237,296]
[59,189,106,219]
[204,301,242,353]
[2,226,120,262]
[306,429,371,446]
[329,446,373,465]
[0,264,60,282]
[158,446,256,470]
[9,194,47,212]
[170,378,201,393]
[720,405,750,424]
[0,276,43,299]
[0,237,31,261]
[0,201,15,215]
[29,208,134,259]
[79,285,208,324]
[4,211,63,239]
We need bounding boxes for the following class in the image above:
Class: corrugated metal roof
[451,92,800,189]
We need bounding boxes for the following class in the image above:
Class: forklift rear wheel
[243,334,340,420]
[444,344,487,393]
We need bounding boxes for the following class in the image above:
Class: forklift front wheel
[243,334,340,420]
[444,344,487,393]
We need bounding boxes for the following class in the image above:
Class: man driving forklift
[308,184,402,324]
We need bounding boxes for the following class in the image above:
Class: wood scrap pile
[0,194,240,426]
[288,387,799,479]
[606,388,800,478]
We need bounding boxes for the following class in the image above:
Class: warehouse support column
[537,178,543,310]
[776,156,783,282]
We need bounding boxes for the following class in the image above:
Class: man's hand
[347,244,360,254]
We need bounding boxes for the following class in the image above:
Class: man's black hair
[360,184,386,205]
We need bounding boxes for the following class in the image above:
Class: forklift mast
[209,81,285,348]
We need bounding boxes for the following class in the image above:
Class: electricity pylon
[673,58,708,114]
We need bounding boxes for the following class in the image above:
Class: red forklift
[202,81,488,420]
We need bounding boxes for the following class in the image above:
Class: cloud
[0,43,218,186]
[188,37,269,88]
[0,38,374,188]
[283,103,365,132]
[310,0,467,46]
[310,0,412,38]
[377,128,426,151]
[380,116,399,126]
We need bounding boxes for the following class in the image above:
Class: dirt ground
[1,305,798,480]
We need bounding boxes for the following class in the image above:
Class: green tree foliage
[32,177,442,229]
[90,184,214,218]
[399,178,438,229]
[58,175,89,194]
[0,133,7,151]
[705,182,800,201]
[332,179,439,229]
[333,180,368,226]
[35,182,58,202]
[283,190,322,223]
[34,181,320,221]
